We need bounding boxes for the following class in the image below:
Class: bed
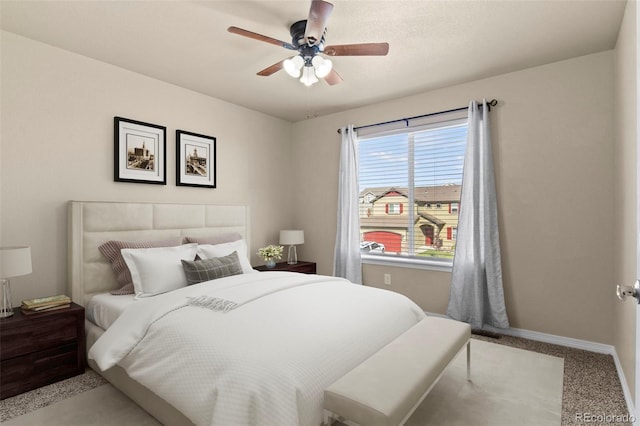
[68,201,426,426]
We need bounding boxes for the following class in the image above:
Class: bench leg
[466,340,471,381]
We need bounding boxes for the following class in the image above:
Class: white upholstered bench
[324,316,471,426]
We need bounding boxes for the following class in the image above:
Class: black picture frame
[176,130,216,188]
[114,117,166,185]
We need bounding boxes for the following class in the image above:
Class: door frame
[635,1,640,418]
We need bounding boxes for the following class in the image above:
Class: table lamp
[1,247,32,318]
[279,230,304,265]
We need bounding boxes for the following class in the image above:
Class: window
[386,203,403,214]
[358,117,467,266]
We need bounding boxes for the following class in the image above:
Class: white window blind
[358,117,468,264]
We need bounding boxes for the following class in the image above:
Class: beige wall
[613,0,637,405]
[293,51,616,345]
[0,31,294,303]
[1,14,632,368]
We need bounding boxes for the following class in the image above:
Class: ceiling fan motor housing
[290,20,325,64]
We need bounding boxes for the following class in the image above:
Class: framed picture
[114,117,166,184]
[176,130,216,188]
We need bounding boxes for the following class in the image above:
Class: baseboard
[611,350,638,426]
[425,311,637,422]
[483,323,614,354]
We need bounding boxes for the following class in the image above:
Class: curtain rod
[337,98,498,134]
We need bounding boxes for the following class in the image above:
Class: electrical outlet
[384,273,391,285]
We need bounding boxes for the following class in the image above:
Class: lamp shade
[299,66,318,86]
[311,55,332,78]
[283,55,304,78]
[279,230,304,246]
[1,247,32,279]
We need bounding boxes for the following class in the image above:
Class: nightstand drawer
[284,262,316,274]
[255,261,316,274]
[0,314,79,360]
[0,342,83,399]
[0,303,85,400]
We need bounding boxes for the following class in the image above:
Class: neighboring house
[360,185,461,254]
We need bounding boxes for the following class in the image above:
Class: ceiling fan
[227,0,389,86]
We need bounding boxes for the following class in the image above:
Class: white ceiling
[0,0,627,122]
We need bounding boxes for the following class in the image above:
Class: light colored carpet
[407,339,563,426]
[2,339,563,426]
[2,385,160,426]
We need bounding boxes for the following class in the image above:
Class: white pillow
[196,239,255,274]
[121,243,198,298]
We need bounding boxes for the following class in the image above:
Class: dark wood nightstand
[0,302,86,399]
[255,260,316,274]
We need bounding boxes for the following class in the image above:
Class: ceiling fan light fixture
[300,66,319,86]
[228,0,390,88]
[311,55,332,78]
[283,55,304,78]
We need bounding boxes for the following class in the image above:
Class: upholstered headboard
[68,201,250,306]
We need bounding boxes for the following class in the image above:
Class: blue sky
[358,123,468,191]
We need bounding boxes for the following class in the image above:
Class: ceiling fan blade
[304,0,334,45]
[324,43,389,56]
[228,26,296,50]
[323,68,343,86]
[257,60,285,76]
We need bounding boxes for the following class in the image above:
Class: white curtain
[446,100,509,329]
[333,125,362,284]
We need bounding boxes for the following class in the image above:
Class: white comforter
[89,272,425,426]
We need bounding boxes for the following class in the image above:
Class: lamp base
[1,279,14,318]
[287,245,298,265]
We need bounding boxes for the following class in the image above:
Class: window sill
[361,254,453,272]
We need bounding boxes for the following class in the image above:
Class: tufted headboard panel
[68,201,249,306]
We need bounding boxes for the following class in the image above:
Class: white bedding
[89,271,425,426]
[86,293,136,329]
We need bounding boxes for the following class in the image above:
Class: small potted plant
[258,245,283,268]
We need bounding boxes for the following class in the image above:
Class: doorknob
[616,280,640,303]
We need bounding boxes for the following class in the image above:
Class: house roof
[418,213,446,228]
[361,185,462,203]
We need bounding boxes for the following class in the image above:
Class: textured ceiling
[0,0,627,122]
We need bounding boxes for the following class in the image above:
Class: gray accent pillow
[181,251,243,285]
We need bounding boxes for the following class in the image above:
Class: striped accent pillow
[181,251,243,285]
[99,237,184,295]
